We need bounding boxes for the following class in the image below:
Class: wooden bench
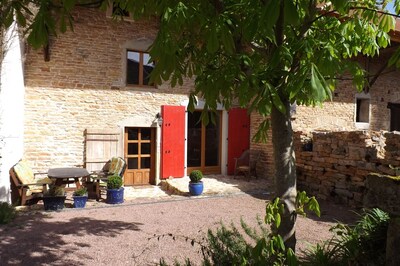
[9,160,52,206]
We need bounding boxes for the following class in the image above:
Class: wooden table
[48,167,90,190]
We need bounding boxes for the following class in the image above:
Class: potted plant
[106,175,124,204]
[72,187,88,208]
[188,170,204,196]
[43,185,66,211]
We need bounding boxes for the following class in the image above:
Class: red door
[227,108,250,175]
[161,105,186,178]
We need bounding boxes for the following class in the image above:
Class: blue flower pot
[106,187,124,204]
[189,181,204,196]
[43,196,66,211]
[73,195,88,208]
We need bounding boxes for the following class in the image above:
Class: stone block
[364,173,400,216]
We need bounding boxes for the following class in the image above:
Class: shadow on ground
[0,212,142,265]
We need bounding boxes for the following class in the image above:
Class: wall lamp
[156,113,163,126]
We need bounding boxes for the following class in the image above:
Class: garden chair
[9,160,52,206]
[234,149,261,181]
[88,157,126,201]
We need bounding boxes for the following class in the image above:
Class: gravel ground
[0,193,357,266]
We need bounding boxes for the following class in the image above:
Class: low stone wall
[295,130,400,207]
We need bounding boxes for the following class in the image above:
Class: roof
[390,19,400,43]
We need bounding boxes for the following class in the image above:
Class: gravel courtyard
[0,193,357,265]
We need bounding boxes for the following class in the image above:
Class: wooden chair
[9,160,52,206]
[234,149,261,181]
[88,157,127,201]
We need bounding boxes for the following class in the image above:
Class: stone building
[1,7,400,202]
[0,7,253,202]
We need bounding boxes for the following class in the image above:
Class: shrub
[45,185,65,196]
[73,187,88,196]
[0,202,16,224]
[107,175,123,189]
[189,170,203,183]
[302,208,390,266]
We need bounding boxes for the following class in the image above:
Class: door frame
[124,127,156,186]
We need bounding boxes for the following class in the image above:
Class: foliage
[202,218,268,266]
[0,202,16,224]
[45,185,65,197]
[301,208,390,266]
[73,187,87,196]
[107,175,123,189]
[189,170,203,183]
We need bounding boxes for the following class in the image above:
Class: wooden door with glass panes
[124,127,155,186]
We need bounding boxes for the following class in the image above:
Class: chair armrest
[17,179,52,187]
[34,172,48,177]
[91,170,108,176]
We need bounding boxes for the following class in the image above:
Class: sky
[387,1,396,14]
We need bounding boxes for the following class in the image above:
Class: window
[355,93,370,129]
[388,103,400,131]
[126,50,155,87]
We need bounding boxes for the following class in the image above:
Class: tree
[2,0,400,252]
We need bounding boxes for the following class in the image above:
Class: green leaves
[296,191,321,217]
[206,26,219,53]
[310,63,332,103]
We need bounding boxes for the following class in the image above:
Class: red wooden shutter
[227,108,250,175]
[161,105,186,178]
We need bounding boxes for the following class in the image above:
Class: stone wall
[295,130,400,207]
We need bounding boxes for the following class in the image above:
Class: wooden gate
[84,129,120,172]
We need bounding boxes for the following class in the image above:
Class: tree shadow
[0,212,143,265]
[302,200,359,225]
[198,175,359,224]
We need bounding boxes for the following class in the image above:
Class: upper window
[355,93,370,129]
[126,50,155,87]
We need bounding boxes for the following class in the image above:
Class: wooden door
[124,127,155,186]
[227,108,250,175]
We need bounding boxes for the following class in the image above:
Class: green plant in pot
[72,187,88,208]
[43,185,66,211]
[106,175,124,204]
[188,170,204,196]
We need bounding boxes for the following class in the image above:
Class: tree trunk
[271,100,297,251]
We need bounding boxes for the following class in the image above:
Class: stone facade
[292,50,400,132]
[23,8,192,172]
